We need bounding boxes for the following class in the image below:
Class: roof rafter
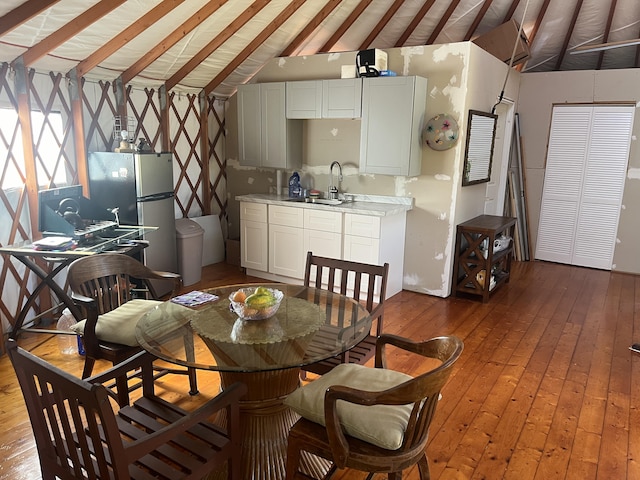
[204,0,306,95]
[121,0,228,85]
[75,0,186,77]
[394,0,437,47]
[359,0,404,50]
[427,0,462,44]
[15,0,125,67]
[0,0,61,37]
[525,0,551,57]
[281,0,343,57]
[320,0,374,52]
[597,0,618,69]
[502,0,521,23]
[165,0,270,91]
[554,0,585,70]
[464,0,495,41]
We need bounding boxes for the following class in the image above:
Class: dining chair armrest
[124,381,247,462]
[85,350,155,386]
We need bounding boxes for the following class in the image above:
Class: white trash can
[175,218,204,286]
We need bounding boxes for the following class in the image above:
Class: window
[0,107,67,189]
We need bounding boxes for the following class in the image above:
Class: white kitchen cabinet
[303,208,343,264]
[268,205,305,279]
[343,212,406,298]
[359,76,427,176]
[285,79,362,119]
[237,82,302,168]
[240,202,268,272]
[322,79,362,118]
[286,80,322,119]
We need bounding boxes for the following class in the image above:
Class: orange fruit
[232,290,247,303]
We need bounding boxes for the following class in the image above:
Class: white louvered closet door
[535,105,635,270]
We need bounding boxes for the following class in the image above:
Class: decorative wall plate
[423,113,459,151]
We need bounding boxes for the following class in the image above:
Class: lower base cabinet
[240,202,407,298]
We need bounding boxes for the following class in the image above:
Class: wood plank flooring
[1,260,638,479]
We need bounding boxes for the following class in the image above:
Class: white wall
[518,69,640,273]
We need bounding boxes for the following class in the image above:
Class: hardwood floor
[1,260,638,479]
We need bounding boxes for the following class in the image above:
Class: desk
[0,226,156,339]
[136,283,372,480]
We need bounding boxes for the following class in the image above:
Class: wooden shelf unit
[452,215,517,302]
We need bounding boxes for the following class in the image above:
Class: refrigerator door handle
[138,192,174,202]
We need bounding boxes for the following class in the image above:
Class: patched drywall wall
[226,43,519,297]
[518,69,640,273]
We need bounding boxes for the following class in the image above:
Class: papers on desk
[32,236,76,251]
[170,291,219,308]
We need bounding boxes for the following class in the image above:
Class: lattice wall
[0,63,227,341]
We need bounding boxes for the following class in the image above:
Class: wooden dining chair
[301,251,389,376]
[67,253,198,406]
[6,339,246,480]
[284,334,463,479]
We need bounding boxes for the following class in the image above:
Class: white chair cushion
[284,363,413,450]
[70,299,162,347]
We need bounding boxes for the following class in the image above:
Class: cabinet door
[269,224,304,278]
[286,81,322,119]
[240,219,268,271]
[304,229,342,260]
[237,84,261,167]
[261,83,288,169]
[360,76,426,176]
[343,234,380,265]
[322,79,362,118]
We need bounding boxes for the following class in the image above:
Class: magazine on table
[170,291,219,307]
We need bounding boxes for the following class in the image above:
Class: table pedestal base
[213,368,331,480]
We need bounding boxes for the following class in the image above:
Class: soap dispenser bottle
[288,171,301,198]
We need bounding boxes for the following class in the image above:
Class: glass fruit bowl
[228,287,284,321]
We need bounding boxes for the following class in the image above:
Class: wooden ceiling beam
[319,0,374,52]
[281,0,343,57]
[502,0,521,23]
[16,0,125,67]
[121,0,228,85]
[464,0,494,41]
[75,0,186,77]
[0,0,61,37]
[525,0,551,55]
[394,0,436,47]
[554,0,585,70]
[359,0,404,50]
[427,0,462,44]
[166,0,270,91]
[597,0,618,70]
[204,0,306,96]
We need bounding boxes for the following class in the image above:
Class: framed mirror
[462,110,498,186]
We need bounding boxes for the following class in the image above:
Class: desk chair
[285,334,463,479]
[67,253,198,406]
[302,252,389,376]
[6,339,246,480]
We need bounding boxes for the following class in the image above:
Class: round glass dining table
[135,283,372,480]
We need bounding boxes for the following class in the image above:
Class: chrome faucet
[328,161,343,200]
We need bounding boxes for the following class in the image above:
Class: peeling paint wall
[518,69,640,274]
[226,43,519,297]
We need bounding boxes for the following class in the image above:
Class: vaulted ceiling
[1,0,639,98]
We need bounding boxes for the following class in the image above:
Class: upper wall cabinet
[286,80,322,119]
[286,79,362,119]
[238,82,302,169]
[322,79,362,118]
[359,76,427,176]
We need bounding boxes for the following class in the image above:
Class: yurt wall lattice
[0,63,227,345]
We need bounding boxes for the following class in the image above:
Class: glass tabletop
[135,283,372,372]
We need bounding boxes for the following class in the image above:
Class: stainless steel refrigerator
[87,152,177,296]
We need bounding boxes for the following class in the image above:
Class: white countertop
[235,193,414,217]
